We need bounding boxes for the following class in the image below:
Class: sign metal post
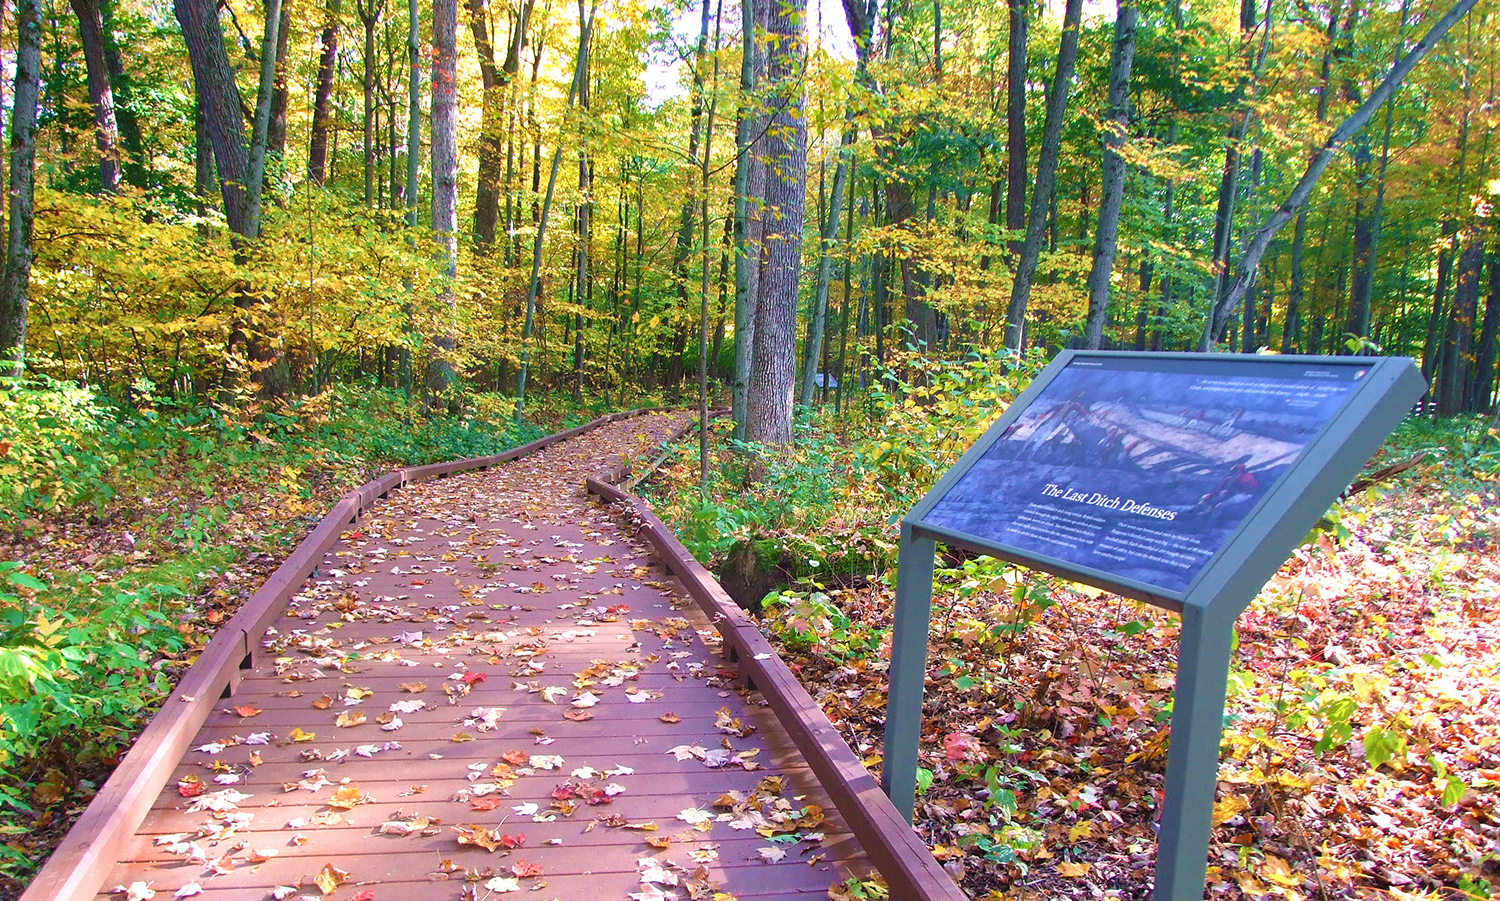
[880,351,1426,901]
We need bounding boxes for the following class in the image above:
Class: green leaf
[915,767,934,794]
[1362,726,1407,768]
[5,571,46,591]
[1440,774,1467,806]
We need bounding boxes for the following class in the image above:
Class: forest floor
[645,402,1500,901]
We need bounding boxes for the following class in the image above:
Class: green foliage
[762,589,883,661]
[0,564,183,810]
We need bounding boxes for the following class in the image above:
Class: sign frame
[882,351,1426,901]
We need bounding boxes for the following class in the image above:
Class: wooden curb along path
[26,410,967,901]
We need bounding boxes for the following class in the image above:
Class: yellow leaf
[313,863,348,894]
[1067,821,1093,842]
[289,728,316,743]
[1056,861,1090,877]
[1260,854,1301,888]
[1212,793,1250,826]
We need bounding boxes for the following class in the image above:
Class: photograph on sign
[921,356,1368,594]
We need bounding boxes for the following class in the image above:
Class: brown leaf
[400,682,427,693]
[335,711,367,728]
[659,713,682,724]
[563,709,594,722]
[312,695,333,710]
[234,704,261,718]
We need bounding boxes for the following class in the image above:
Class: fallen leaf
[289,728,316,743]
[313,863,349,894]
[233,705,261,718]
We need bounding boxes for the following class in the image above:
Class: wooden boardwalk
[28,411,966,901]
[29,410,972,899]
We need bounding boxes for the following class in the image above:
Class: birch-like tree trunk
[0,0,41,379]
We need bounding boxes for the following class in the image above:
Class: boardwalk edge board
[586,464,970,901]
[23,408,667,901]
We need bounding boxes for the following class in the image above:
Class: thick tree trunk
[470,0,530,249]
[745,0,805,447]
[1004,0,1083,350]
[244,0,283,238]
[1082,0,1136,349]
[0,0,41,379]
[427,0,458,399]
[309,0,343,184]
[176,0,251,234]
[70,0,121,193]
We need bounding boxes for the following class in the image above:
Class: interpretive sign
[919,354,1375,600]
[883,352,1426,901]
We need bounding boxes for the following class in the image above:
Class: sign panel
[918,355,1373,596]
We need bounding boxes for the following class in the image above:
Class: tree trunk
[406,0,420,226]
[1004,0,1083,350]
[800,128,854,403]
[427,0,458,399]
[470,0,531,249]
[515,5,591,421]
[1472,247,1500,412]
[70,0,121,193]
[1082,0,1136,349]
[176,0,251,235]
[244,0,283,238]
[99,0,147,187]
[745,0,805,447]
[309,0,343,184]
[1284,211,1306,351]
[1004,0,1026,258]
[0,0,41,379]
[1439,237,1482,414]
[731,0,764,439]
[267,0,291,156]
[358,0,384,207]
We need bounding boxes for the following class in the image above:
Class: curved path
[90,413,874,901]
